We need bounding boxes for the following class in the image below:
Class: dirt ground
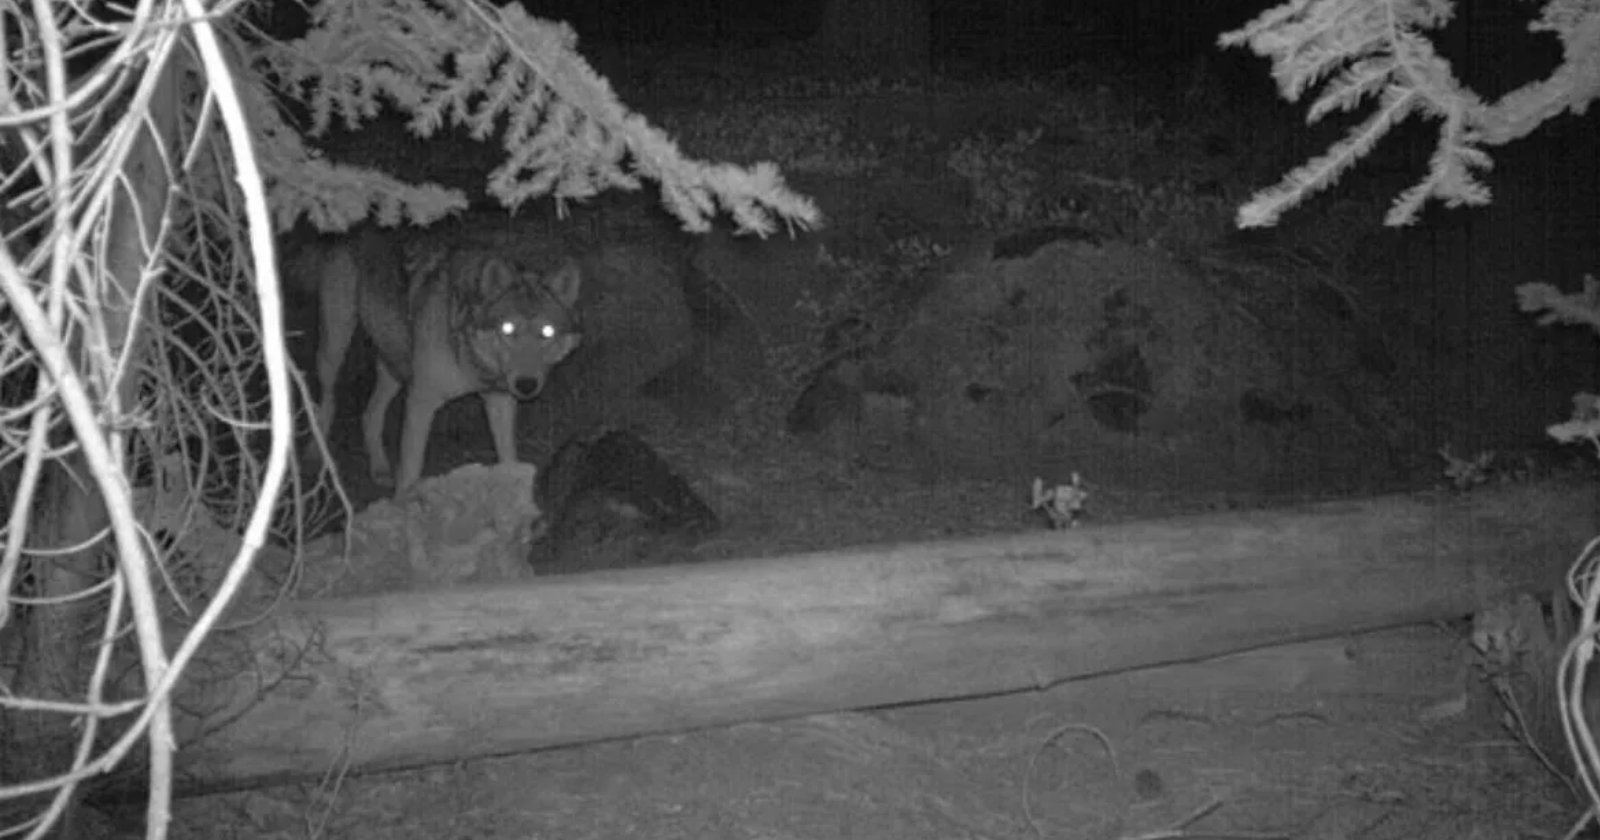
[136,426,1590,840]
[100,41,1600,840]
[153,625,1577,840]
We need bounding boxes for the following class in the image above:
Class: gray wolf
[292,225,582,493]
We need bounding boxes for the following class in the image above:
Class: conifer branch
[254,0,820,236]
[1221,0,1598,227]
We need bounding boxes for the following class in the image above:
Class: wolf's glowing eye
[539,324,557,340]
[499,321,516,337]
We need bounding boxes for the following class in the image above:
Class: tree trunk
[814,0,930,76]
[165,480,1587,794]
[7,458,108,781]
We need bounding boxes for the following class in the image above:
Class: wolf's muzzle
[509,375,545,399]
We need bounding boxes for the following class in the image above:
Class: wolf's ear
[545,261,582,307]
[478,258,518,294]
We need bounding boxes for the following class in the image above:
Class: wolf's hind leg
[313,251,359,441]
[362,365,403,487]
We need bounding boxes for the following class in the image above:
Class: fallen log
[176,480,1591,792]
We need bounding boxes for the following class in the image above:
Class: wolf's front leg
[394,381,450,493]
[481,390,520,467]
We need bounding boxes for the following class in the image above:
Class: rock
[530,430,719,573]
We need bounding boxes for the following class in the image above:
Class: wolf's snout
[510,375,545,399]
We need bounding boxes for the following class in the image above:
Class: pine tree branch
[1221,0,1598,227]
[255,0,820,237]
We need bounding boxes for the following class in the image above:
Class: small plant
[947,128,1045,229]
[772,236,950,392]
[1519,271,1600,823]
[1438,445,1495,489]
[665,106,882,176]
[810,235,950,339]
[1032,474,1090,529]
[1548,393,1600,458]
[1522,277,1600,458]
[877,122,945,177]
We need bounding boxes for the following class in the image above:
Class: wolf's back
[276,224,337,300]
[277,224,402,299]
